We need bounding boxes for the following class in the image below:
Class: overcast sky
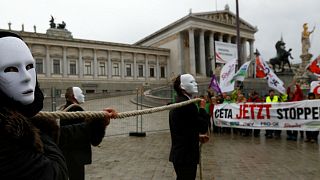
[1,0,319,64]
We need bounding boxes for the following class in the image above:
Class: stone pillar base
[294,53,313,90]
[46,28,73,39]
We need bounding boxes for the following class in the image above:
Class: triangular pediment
[135,9,257,45]
[193,10,257,32]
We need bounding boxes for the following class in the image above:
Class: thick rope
[36,98,201,120]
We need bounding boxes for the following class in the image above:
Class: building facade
[1,6,256,97]
[3,29,170,96]
[135,6,257,78]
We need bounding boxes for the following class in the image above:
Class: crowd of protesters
[198,80,319,143]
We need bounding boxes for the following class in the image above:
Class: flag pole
[254,49,259,79]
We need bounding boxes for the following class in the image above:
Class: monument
[294,23,316,90]
[269,39,293,73]
[46,15,73,38]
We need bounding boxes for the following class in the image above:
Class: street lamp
[236,0,241,69]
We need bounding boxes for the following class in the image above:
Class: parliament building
[1,5,257,97]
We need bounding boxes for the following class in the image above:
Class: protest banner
[213,100,320,131]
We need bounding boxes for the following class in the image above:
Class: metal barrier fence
[42,87,170,137]
[80,94,170,136]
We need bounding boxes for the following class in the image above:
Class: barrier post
[51,87,56,111]
[129,86,146,137]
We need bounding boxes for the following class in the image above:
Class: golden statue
[301,23,315,54]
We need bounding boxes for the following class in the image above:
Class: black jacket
[58,103,107,180]
[169,95,209,165]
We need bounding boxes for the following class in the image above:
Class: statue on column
[294,23,316,88]
[301,23,315,54]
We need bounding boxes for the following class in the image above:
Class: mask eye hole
[4,66,18,72]
[26,64,34,70]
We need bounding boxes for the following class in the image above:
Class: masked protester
[0,31,117,180]
[169,74,210,180]
[58,87,113,180]
[0,31,68,179]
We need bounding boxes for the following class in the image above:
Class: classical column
[241,38,247,65]
[121,52,124,79]
[248,39,255,78]
[166,56,170,78]
[248,39,256,77]
[78,48,83,78]
[199,30,206,76]
[93,49,98,78]
[156,55,160,80]
[133,53,137,79]
[209,32,215,75]
[218,33,223,41]
[249,39,254,60]
[188,28,196,75]
[145,54,148,80]
[63,47,67,77]
[178,32,184,74]
[227,35,232,43]
[45,45,51,77]
[107,50,112,79]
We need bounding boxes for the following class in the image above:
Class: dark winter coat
[169,95,209,165]
[0,74,69,180]
[0,109,68,180]
[58,102,108,180]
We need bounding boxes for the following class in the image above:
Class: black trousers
[173,163,197,180]
[306,131,319,140]
[68,163,85,180]
[287,130,298,137]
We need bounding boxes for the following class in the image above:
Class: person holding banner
[222,94,233,134]
[265,90,281,138]
[247,91,262,137]
[286,82,304,141]
[169,74,210,180]
[305,92,319,143]
[210,96,220,133]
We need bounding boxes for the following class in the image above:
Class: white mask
[0,37,36,105]
[180,74,198,95]
[73,87,85,104]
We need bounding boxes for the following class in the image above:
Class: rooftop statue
[301,23,315,54]
[49,16,66,30]
[269,39,293,73]
[57,21,66,29]
[49,15,56,28]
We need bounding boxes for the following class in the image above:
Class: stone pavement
[85,132,320,180]
[83,95,320,180]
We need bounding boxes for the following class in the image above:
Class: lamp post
[236,0,241,69]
